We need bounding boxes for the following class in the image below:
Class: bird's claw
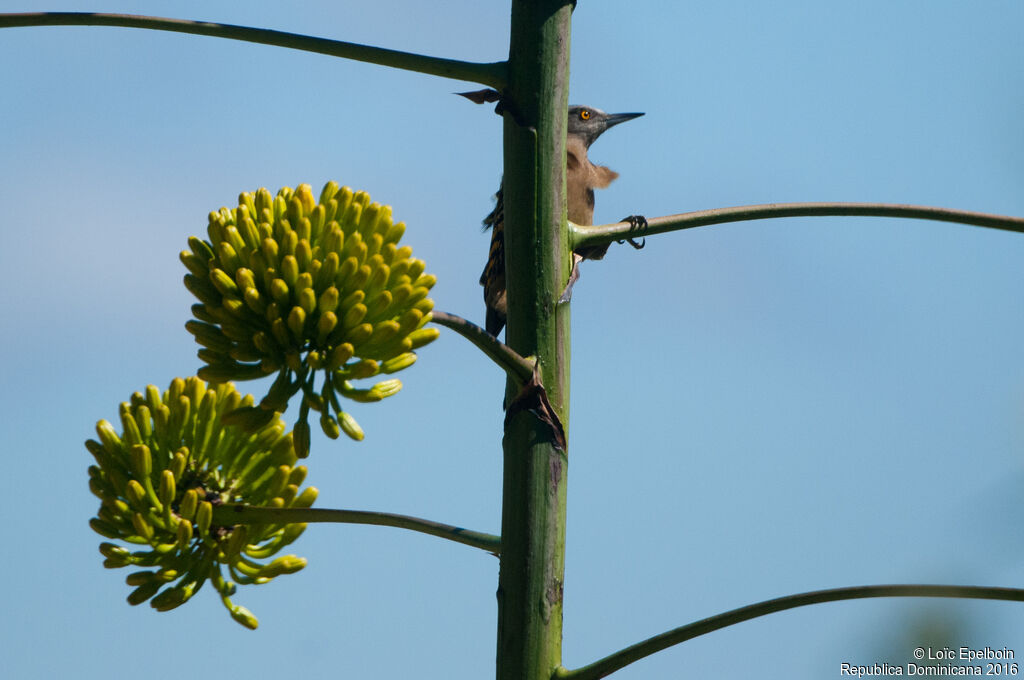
[616,214,647,249]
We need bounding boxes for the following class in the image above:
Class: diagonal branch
[571,202,1024,251]
[213,504,501,554]
[0,12,507,88]
[431,310,535,383]
[555,583,1024,680]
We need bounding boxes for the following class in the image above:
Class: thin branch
[213,504,501,554]
[0,12,506,88]
[556,584,1024,680]
[431,310,535,383]
[571,202,1024,251]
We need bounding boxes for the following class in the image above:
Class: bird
[479,105,644,336]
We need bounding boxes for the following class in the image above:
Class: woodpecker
[479,105,644,336]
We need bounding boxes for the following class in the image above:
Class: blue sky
[3,1,1024,678]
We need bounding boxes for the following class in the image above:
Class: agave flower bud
[86,377,318,629]
[184,183,438,452]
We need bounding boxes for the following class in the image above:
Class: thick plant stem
[496,2,574,679]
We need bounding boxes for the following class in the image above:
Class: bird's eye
[579,110,591,120]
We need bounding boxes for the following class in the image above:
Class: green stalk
[431,311,535,383]
[0,12,506,88]
[496,2,574,678]
[212,505,500,554]
[557,584,1024,680]
[570,202,1024,251]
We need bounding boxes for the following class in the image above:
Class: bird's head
[567,106,644,148]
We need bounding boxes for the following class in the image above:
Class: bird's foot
[558,253,585,303]
[616,214,648,249]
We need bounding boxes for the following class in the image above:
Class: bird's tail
[480,186,507,336]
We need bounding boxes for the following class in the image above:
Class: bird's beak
[604,112,645,129]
